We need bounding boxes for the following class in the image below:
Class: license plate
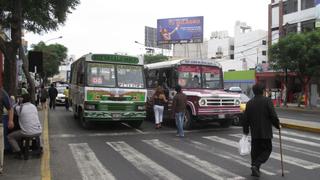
[218,114,225,119]
[112,113,121,119]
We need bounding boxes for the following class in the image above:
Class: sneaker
[251,166,260,177]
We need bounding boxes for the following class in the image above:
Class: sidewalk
[0,109,47,180]
[276,103,320,133]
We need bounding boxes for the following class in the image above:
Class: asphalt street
[47,106,320,180]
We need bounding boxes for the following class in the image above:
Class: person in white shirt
[7,93,42,158]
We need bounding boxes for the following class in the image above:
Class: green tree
[144,54,169,64]
[269,30,320,106]
[0,0,80,97]
[31,42,68,83]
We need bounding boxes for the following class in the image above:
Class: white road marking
[231,134,320,158]
[143,139,245,180]
[273,134,320,148]
[189,140,276,176]
[281,130,320,141]
[204,136,320,170]
[107,141,182,180]
[69,143,116,180]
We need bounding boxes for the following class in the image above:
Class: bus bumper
[84,110,146,121]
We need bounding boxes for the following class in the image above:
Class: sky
[24,0,271,59]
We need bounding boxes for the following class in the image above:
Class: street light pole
[45,36,63,43]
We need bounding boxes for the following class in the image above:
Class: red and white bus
[145,59,241,129]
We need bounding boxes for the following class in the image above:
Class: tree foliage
[269,30,320,83]
[144,54,169,64]
[0,0,79,95]
[31,42,68,81]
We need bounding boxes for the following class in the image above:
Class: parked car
[228,86,242,93]
[233,93,250,126]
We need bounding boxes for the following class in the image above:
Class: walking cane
[279,126,284,177]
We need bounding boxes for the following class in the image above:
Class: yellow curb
[281,122,320,134]
[41,108,51,180]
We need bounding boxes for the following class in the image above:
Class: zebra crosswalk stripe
[143,139,245,180]
[69,143,116,180]
[107,141,182,180]
[230,134,320,158]
[281,130,320,141]
[203,136,320,170]
[188,140,276,176]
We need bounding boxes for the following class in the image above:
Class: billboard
[157,16,203,44]
[316,0,320,28]
[145,26,171,49]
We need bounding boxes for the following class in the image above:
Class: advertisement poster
[157,16,203,44]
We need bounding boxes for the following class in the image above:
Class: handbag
[10,104,23,132]
[238,134,251,156]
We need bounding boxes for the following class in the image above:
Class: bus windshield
[87,63,116,87]
[178,65,222,89]
[117,65,144,88]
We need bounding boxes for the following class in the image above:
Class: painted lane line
[69,143,116,180]
[204,136,320,170]
[41,108,51,180]
[231,134,320,158]
[189,140,276,176]
[107,141,182,180]
[143,139,244,180]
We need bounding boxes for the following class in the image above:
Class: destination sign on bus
[91,54,139,64]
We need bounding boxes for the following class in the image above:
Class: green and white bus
[70,54,146,129]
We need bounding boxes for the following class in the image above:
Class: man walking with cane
[242,83,280,177]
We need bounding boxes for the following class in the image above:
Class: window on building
[230,45,234,50]
[230,54,234,59]
[301,0,315,10]
[262,40,267,45]
[284,23,298,35]
[283,0,298,14]
[301,19,315,32]
[262,51,267,56]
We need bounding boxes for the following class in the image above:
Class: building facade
[207,31,234,60]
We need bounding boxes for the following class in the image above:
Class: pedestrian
[242,83,280,177]
[48,83,58,110]
[40,85,48,110]
[1,89,14,154]
[172,85,187,137]
[21,82,28,95]
[7,93,42,159]
[63,86,70,111]
[152,86,167,129]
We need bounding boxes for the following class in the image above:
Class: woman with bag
[152,86,168,129]
[40,85,48,110]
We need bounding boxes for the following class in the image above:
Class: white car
[56,87,66,105]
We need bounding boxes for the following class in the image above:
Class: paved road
[276,108,320,123]
[48,107,320,180]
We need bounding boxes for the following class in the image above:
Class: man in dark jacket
[243,83,280,177]
[48,83,58,110]
[172,85,187,137]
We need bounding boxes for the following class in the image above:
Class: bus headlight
[199,99,207,106]
[235,99,241,106]
[85,104,96,110]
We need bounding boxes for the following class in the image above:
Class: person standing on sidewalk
[172,85,187,137]
[48,83,58,110]
[63,86,70,111]
[242,83,280,177]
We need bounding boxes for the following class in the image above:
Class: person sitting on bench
[7,93,42,159]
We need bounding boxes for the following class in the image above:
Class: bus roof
[80,53,142,65]
[145,58,222,69]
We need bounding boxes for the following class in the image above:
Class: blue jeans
[175,112,184,137]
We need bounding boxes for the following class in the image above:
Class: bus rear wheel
[128,120,143,128]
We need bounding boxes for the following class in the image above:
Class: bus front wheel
[79,109,92,129]
[183,110,193,130]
